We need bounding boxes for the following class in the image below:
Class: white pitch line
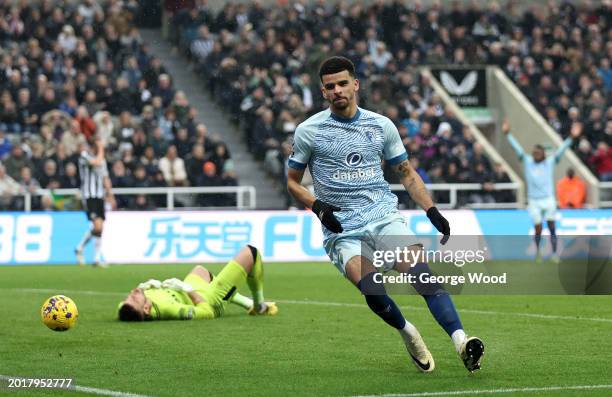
[350,384,612,397]
[276,299,612,324]
[6,288,612,324]
[0,375,151,397]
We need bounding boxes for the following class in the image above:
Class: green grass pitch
[1,262,611,397]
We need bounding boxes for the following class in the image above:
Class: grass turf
[0,262,611,397]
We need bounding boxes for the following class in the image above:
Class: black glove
[427,206,450,244]
[312,200,343,233]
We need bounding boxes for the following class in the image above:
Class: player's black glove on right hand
[427,206,450,245]
[312,200,343,233]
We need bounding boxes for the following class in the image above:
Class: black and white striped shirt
[78,151,108,199]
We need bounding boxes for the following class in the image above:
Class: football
[41,295,79,331]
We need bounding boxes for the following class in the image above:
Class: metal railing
[599,182,612,208]
[21,186,257,211]
[390,182,522,209]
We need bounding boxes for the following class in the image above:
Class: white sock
[398,319,420,341]
[77,230,92,251]
[93,237,102,261]
[451,329,467,353]
[231,292,253,310]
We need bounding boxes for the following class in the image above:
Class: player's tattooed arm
[287,167,316,208]
[393,159,435,211]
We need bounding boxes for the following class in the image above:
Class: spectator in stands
[150,169,168,207]
[590,142,612,181]
[158,145,187,187]
[0,95,20,134]
[198,161,222,206]
[60,119,86,156]
[252,108,277,160]
[191,25,215,62]
[4,144,32,179]
[16,88,38,133]
[19,166,40,194]
[111,159,133,208]
[139,145,158,176]
[148,126,169,158]
[38,125,58,157]
[131,165,151,188]
[154,74,175,108]
[75,106,97,140]
[557,168,586,209]
[491,162,514,202]
[0,163,21,209]
[139,105,158,134]
[174,127,192,159]
[185,144,206,186]
[130,194,153,210]
[207,142,231,176]
[0,130,11,159]
[115,111,136,144]
[38,159,60,189]
[39,194,55,211]
[58,25,78,54]
[60,162,80,189]
[53,143,74,177]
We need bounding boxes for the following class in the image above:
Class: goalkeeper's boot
[248,302,279,316]
[75,248,85,266]
[551,254,561,264]
[460,336,484,373]
[403,330,435,373]
[535,249,542,264]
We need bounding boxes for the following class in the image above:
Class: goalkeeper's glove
[161,278,195,293]
[137,279,162,290]
[312,199,343,233]
[426,206,450,244]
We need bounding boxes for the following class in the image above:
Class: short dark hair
[319,56,356,81]
[534,144,545,152]
[118,303,145,322]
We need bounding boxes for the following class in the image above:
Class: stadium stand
[172,0,609,201]
[0,0,236,211]
[2,0,609,210]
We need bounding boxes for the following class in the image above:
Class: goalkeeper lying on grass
[117,245,278,321]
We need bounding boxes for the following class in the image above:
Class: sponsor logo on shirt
[332,167,376,181]
[345,152,363,166]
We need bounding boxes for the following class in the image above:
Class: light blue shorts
[528,197,557,224]
[324,213,416,275]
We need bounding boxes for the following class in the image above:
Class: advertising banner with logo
[0,210,609,265]
[430,67,487,107]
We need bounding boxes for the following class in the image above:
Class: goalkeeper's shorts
[184,261,246,317]
[324,213,415,276]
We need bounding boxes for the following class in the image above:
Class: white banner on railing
[1,210,609,265]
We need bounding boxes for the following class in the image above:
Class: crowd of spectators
[0,0,237,211]
[171,0,610,206]
[170,1,543,207]
[492,1,611,180]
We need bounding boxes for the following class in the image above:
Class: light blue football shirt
[507,133,572,199]
[288,107,408,238]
